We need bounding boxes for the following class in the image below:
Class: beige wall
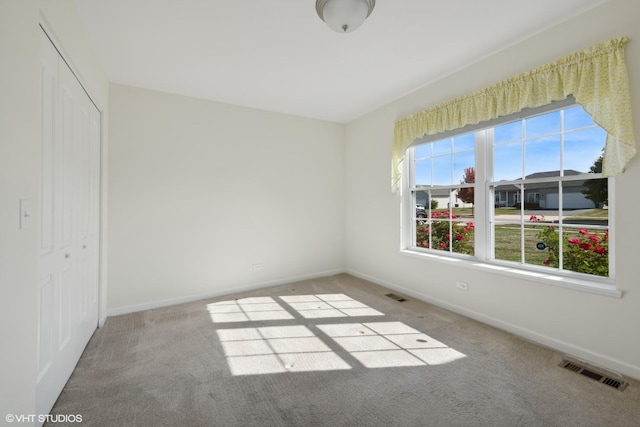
[107,84,345,313]
[345,0,640,379]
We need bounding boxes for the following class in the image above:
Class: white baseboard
[106,268,346,317]
[346,269,640,381]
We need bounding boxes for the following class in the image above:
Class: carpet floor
[48,274,640,426]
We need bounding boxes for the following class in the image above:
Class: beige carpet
[48,274,639,426]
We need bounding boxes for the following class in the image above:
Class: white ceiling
[75,0,608,123]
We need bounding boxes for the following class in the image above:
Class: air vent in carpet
[385,293,407,302]
[559,357,628,391]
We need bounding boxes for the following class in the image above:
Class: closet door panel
[37,28,101,417]
[37,29,59,396]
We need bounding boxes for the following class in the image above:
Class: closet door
[77,88,100,347]
[36,29,101,417]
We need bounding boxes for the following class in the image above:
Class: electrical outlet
[455,281,469,291]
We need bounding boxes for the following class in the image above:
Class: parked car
[416,205,426,218]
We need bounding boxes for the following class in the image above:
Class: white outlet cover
[455,281,469,291]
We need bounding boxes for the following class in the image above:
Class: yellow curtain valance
[392,37,635,192]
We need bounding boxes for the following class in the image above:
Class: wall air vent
[385,293,407,302]
[559,357,628,391]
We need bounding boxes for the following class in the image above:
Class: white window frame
[401,99,619,298]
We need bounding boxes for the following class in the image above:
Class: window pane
[415,144,431,159]
[432,139,452,156]
[525,136,560,178]
[430,220,451,251]
[562,227,609,277]
[415,191,429,211]
[451,216,474,255]
[415,159,431,185]
[493,184,519,208]
[495,121,522,144]
[432,155,452,185]
[535,182,556,210]
[494,142,522,181]
[562,179,607,211]
[531,224,560,270]
[525,110,560,138]
[524,225,548,267]
[415,221,430,249]
[431,188,451,210]
[562,180,608,277]
[453,133,475,152]
[521,182,551,211]
[493,224,522,263]
[453,151,475,186]
[564,105,595,130]
[456,185,474,208]
[563,127,606,174]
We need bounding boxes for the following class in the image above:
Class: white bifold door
[37,29,101,416]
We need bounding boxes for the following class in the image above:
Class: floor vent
[385,293,407,302]
[559,357,629,391]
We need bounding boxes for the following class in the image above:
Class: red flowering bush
[536,220,608,277]
[416,210,474,255]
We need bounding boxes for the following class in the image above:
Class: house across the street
[494,170,598,209]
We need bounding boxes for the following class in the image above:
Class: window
[406,102,612,281]
[411,132,476,256]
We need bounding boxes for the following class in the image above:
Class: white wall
[0,0,40,418]
[345,0,640,379]
[107,84,345,313]
[0,0,108,419]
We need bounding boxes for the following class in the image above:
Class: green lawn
[564,209,609,221]
[494,207,519,216]
[493,224,548,265]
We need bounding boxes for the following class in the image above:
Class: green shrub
[416,210,474,255]
[535,219,608,277]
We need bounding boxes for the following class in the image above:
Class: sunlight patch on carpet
[280,294,384,318]
[318,322,466,367]
[217,325,351,375]
[211,294,466,375]
[207,297,294,323]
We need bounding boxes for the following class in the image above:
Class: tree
[457,167,475,205]
[581,153,608,207]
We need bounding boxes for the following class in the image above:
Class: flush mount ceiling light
[316,0,376,33]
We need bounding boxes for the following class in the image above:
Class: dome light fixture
[316,0,376,33]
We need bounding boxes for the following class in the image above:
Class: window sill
[399,249,621,298]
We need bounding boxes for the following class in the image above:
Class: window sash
[404,103,613,282]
